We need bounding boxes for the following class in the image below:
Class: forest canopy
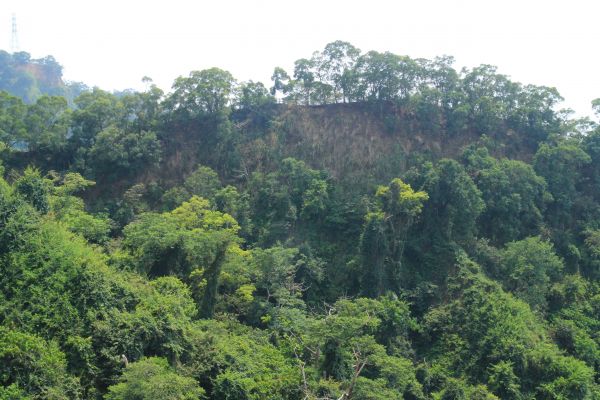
[0,41,600,399]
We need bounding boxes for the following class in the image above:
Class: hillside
[150,100,538,206]
[0,43,599,400]
[237,102,538,181]
[0,50,86,103]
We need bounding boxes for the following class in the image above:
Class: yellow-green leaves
[172,196,239,233]
[123,195,241,277]
[375,178,428,218]
[360,178,428,297]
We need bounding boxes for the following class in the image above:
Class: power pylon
[10,13,19,52]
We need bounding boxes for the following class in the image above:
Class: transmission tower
[10,13,19,52]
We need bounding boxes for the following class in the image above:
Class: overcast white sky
[1,0,599,116]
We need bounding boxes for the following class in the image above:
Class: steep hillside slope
[157,102,538,195]
[0,50,85,103]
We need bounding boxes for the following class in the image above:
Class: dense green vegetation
[1,42,599,399]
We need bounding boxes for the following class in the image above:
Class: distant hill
[0,50,87,103]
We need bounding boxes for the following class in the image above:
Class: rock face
[0,51,74,103]
[266,103,462,180]
[157,102,535,194]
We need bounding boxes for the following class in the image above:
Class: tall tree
[360,178,428,297]
[167,68,235,118]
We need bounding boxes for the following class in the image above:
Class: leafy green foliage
[464,147,549,244]
[534,142,590,227]
[50,173,112,244]
[166,68,235,118]
[106,357,204,400]
[423,255,596,399]
[0,43,600,400]
[0,327,80,399]
[360,178,428,297]
[87,127,161,178]
[497,237,564,312]
[14,167,51,214]
[183,165,221,199]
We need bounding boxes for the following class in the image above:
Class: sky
[1,0,599,117]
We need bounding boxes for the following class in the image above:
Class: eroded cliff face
[266,103,454,180]
[274,104,404,180]
[95,101,536,203]
[19,63,64,89]
[230,102,530,185]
